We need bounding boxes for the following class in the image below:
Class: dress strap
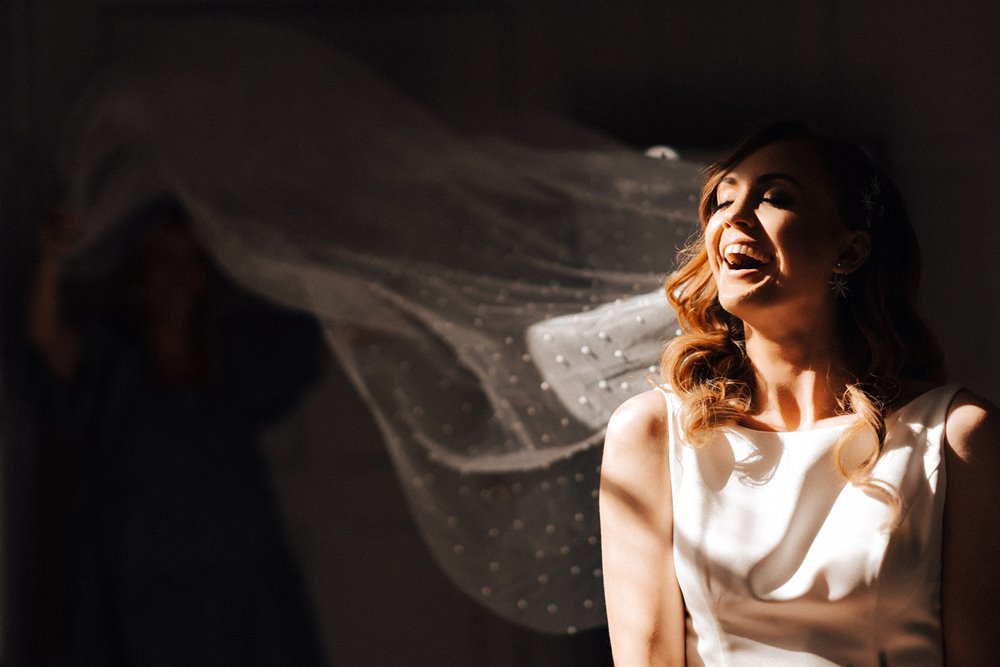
[891,383,964,427]
[654,384,673,419]
[938,383,965,421]
[653,384,677,456]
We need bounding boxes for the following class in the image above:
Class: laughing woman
[599,121,1000,666]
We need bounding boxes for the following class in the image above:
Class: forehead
[720,138,833,189]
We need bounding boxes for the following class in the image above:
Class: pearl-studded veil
[56,21,702,633]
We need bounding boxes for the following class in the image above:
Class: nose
[721,190,758,230]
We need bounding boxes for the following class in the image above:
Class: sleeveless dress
[658,384,962,666]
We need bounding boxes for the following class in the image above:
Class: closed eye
[716,197,788,210]
[761,196,791,209]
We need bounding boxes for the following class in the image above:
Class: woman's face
[704,138,860,330]
[137,217,210,315]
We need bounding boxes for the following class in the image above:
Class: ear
[835,230,871,274]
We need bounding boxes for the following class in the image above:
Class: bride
[600,120,1000,665]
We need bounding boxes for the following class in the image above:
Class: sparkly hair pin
[860,175,883,229]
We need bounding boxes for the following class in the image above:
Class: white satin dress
[659,384,961,666]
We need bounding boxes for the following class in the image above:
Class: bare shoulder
[945,389,1000,463]
[604,388,670,455]
[601,389,675,525]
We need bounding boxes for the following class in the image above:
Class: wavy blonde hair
[661,121,944,513]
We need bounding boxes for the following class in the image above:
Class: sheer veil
[57,20,701,633]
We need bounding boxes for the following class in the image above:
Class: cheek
[703,220,723,266]
[782,228,820,256]
[774,227,840,281]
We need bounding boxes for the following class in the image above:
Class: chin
[717,285,774,321]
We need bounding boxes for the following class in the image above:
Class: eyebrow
[720,172,802,188]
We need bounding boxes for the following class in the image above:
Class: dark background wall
[3,0,999,664]
[9,0,999,398]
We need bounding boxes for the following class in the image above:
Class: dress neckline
[722,383,952,436]
[727,419,856,437]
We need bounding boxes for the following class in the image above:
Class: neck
[742,319,854,431]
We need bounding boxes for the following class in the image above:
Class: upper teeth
[723,243,770,264]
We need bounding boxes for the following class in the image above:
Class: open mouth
[722,243,772,271]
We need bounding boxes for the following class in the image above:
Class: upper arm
[942,390,1000,664]
[600,390,685,666]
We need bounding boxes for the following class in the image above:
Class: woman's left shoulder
[945,389,1000,463]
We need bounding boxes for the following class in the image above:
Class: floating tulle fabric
[57,20,702,633]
